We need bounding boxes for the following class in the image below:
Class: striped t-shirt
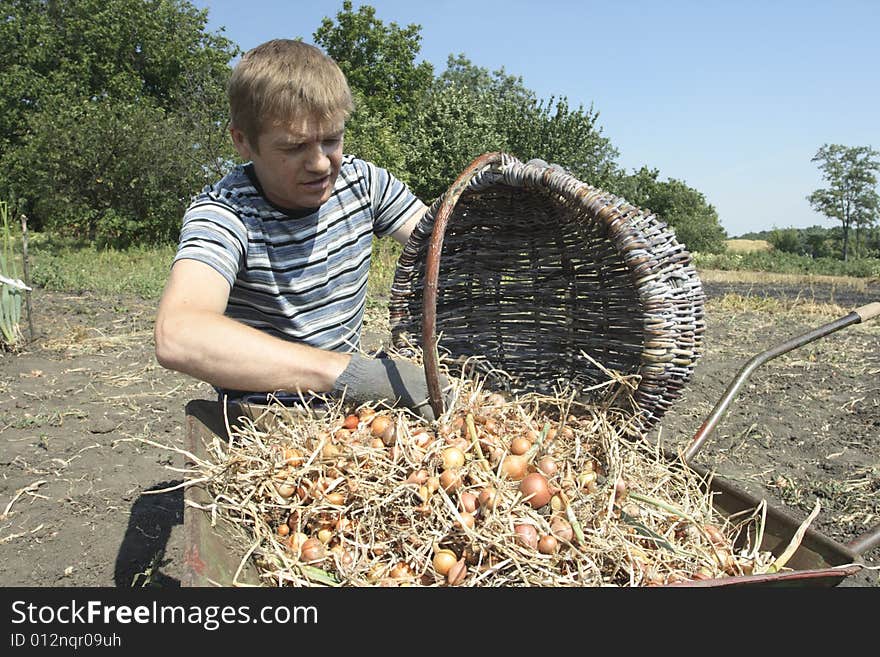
[173,155,425,353]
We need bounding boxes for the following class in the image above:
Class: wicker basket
[389,152,705,433]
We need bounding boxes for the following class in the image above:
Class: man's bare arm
[154,259,350,393]
[390,204,428,245]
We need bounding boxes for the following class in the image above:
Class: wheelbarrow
[663,300,880,587]
[181,303,880,587]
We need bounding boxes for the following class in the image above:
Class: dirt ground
[1,278,878,587]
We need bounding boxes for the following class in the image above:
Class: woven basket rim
[390,151,705,430]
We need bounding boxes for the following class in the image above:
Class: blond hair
[228,39,354,148]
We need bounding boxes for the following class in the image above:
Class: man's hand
[331,354,450,421]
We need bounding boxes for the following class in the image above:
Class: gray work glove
[331,354,450,422]
[525,158,569,174]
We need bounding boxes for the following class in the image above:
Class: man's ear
[230,126,254,160]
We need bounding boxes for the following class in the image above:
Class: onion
[578,471,597,489]
[390,561,413,579]
[501,454,529,480]
[509,437,531,455]
[537,456,558,476]
[405,469,429,485]
[285,532,308,552]
[343,414,359,430]
[370,415,392,437]
[482,418,500,435]
[550,517,574,542]
[537,534,558,555]
[703,524,726,546]
[282,447,304,467]
[459,491,478,513]
[412,430,434,448]
[455,511,476,531]
[325,491,346,505]
[446,559,468,586]
[514,523,538,549]
[439,468,462,492]
[519,472,552,508]
[275,482,296,498]
[478,487,499,510]
[381,424,397,447]
[441,446,466,470]
[432,549,458,575]
[321,442,340,459]
[299,538,325,562]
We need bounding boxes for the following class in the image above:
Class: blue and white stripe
[174,155,424,352]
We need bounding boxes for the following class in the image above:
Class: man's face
[230,115,344,210]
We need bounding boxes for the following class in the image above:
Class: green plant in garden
[0,200,23,349]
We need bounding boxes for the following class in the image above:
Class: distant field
[725,239,773,253]
[698,268,873,290]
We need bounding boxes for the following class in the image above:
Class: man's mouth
[302,176,330,191]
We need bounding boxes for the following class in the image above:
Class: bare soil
[1,279,878,587]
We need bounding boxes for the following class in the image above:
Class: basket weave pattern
[390,153,705,432]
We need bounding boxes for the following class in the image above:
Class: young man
[154,39,444,420]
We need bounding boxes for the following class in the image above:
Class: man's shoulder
[339,154,371,178]
[191,165,255,209]
[338,155,403,192]
[196,164,255,199]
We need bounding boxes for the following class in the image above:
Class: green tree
[615,167,727,253]
[802,225,835,259]
[313,1,434,135]
[439,53,535,106]
[768,227,804,255]
[11,94,205,244]
[433,55,620,190]
[807,144,880,261]
[0,0,238,242]
[402,83,505,200]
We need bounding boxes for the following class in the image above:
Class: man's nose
[304,142,331,172]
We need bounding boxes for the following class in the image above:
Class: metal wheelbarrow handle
[682,300,880,557]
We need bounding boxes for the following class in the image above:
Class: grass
[706,293,849,319]
[7,233,876,304]
[694,250,880,279]
[14,233,401,302]
[19,234,176,299]
[698,269,873,290]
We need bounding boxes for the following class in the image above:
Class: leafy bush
[2,94,228,246]
[612,167,728,254]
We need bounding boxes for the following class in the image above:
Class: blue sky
[190,0,880,237]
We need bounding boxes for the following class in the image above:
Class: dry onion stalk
[184,368,778,587]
